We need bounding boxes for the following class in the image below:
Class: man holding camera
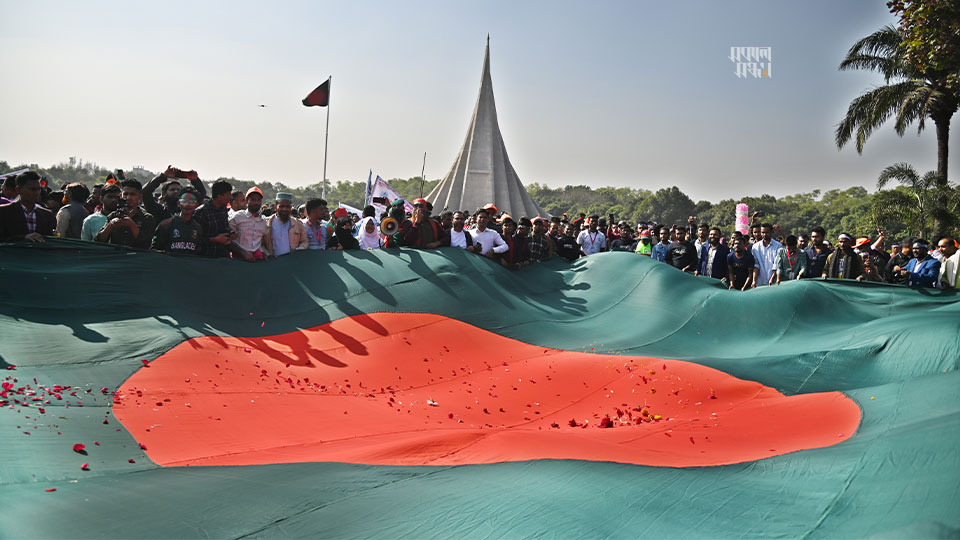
[95,179,157,249]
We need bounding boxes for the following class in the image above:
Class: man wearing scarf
[823,233,866,280]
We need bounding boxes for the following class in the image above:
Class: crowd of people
[1,168,957,290]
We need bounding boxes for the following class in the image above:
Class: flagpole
[322,75,331,200]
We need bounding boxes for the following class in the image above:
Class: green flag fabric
[1,239,958,538]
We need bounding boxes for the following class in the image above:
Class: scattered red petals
[128,459,136,463]
[5,365,15,370]
[72,443,85,453]
[44,488,56,492]
[80,463,90,471]
[138,443,148,450]
[599,416,614,428]
[140,360,150,367]
[568,419,578,427]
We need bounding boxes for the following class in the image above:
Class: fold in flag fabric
[302,79,330,107]
[1,239,958,539]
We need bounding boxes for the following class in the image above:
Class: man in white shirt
[936,237,958,289]
[751,223,783,287]
[229,187,268,262]
[468,207,508,257]
[576,215,606,255]
[449,211,474,249]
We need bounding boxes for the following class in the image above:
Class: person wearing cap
[327,207,360,250]
[151,187,203,255]
[401,198,447,249]
[96,178,157,249]
[264,192,309,257]
[936,238,959,288]
[228,187,268,262]
[635,229,653,256]
[577,215,606,256]
[527,217,554,261]
[481,204,502,234]
[467,206,508,257]
[381,199,407,248]
[893,240,940,287]
[853,236,889,281]
[822,233,866,280]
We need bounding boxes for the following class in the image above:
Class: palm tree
[876,162,942,238]
[836,26,958,186]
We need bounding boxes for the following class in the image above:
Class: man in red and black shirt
[402,198,448,249]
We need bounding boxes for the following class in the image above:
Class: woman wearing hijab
[356,216,381,250]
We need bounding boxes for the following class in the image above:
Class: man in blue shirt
[652,227,670,262]
[894,240,940,287]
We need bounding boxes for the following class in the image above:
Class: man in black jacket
[0,171,55,242]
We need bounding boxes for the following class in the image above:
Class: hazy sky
[1,0,954,202]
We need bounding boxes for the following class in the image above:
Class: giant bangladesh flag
[2,239,958,538]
